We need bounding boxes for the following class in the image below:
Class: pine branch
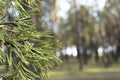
[15,17,31,22]
[0,22,18,26]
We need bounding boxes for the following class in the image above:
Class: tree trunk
[76,44,83,70]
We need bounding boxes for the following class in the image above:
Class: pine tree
[0,0,61,80]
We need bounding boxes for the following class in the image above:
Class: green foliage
[0,0,62,80]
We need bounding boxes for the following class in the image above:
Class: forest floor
[50,58,120,80]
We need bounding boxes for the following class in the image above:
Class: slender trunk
[76,44,83,70]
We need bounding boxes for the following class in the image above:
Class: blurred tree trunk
[73,0,83,70]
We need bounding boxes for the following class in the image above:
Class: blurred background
[41,0,120,80]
